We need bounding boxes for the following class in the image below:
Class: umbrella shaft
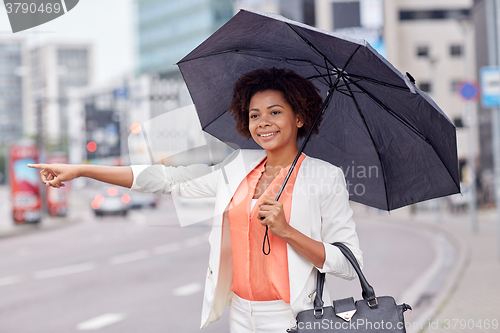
[274,88,334,202]
[262,88,335,256]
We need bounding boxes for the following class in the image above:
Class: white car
[92,186,131,217]
[129,191,160,209]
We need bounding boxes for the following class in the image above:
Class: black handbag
[287,242,412,332]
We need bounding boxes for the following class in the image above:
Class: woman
[28,68,363,332]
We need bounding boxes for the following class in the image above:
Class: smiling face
[248,90,304,153]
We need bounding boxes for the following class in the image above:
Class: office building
[67,72,204,167]
[383,0,476,180]
[136,0,234,76]
[234,0,313,24]
[314,0,385,56]
[29,43,93,152]
[471,0,497,206]
[0,39,28,144]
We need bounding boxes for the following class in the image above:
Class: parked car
[129,191,160,209]
[91,186,131,217]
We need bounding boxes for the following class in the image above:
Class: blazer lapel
[213,149,267,220]
[288,156,314,306]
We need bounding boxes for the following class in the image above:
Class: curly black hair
[228,67,323,140]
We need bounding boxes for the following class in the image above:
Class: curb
[0,213,84,240]
[0,190,89,240]
[399,218,469,333]
[352,207,469,333]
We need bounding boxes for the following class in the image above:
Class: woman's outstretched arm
[27,164,133,189]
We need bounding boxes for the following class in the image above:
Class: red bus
[9,144,42,223]
[46,153,70,216]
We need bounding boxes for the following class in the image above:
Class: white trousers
[229,293,296,333]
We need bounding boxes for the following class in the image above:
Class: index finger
[259,197,277,205]
[27,163,47,169]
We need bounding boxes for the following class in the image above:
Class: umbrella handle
[263,225,270,255]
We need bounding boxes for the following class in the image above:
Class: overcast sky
[0,0,135,86]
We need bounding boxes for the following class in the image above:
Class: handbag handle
[314,242,377,313]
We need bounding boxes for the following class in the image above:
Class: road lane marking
[5,234,211,286]
[184,237,201,248]
[152,242,181,255]
[173,282,202,296]
[183,232,210,248]
[109,250,150,265]
[16,247,31,256]
[77,313,126,330]
[34,262,96,279]
[132,211,147,225]
[0,275,25,286]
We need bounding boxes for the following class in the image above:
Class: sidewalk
[0,185,88,239]
[353,203,500,333]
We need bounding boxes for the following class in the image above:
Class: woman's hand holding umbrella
[258,197,326,269]
[257,197,291,239]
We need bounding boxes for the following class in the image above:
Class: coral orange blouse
[228,153,306,303]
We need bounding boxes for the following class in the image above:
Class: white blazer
[129,149,363,329]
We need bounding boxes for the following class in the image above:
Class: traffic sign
[113,87,129,100]
[480,66,500,108]
[457,80,480,102]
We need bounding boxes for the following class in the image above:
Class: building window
[451,80,461,93]
[333,1,361,30]
[419,82,431,92]
[303,0,316,26]
[400,9,470,21]
[453,117,464,128]
[450,44,462,57]
[417,45,429,57]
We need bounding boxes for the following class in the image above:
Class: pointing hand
[27,163,80,188]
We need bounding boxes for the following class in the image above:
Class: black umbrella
[177,10,460,252]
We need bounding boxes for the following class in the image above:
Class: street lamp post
[494,0,500,259]
[456,15,478,233]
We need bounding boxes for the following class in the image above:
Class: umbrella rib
[347,74,409,91]
[308,73,408,92]
[310,76,331,88]
[179,49,333,73]
[342,45,362,72]
[345,78,428,142]
[233,50,330,69]
[177,49,236,64]
[336,90,353,98]
[342,78,391,211]
[202,109,228,131]
[324,57,333,86]
[309,64,332,87]
[285,23,343,76]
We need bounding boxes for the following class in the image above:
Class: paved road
[0,187,449,332]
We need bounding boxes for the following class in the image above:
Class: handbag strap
[313,242,377,313]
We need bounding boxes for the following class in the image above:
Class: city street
[0,0,499,332]
[0,187,452,332]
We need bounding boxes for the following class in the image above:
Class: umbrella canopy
[177,10,460,211]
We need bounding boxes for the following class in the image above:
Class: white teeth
[260,132,277,137]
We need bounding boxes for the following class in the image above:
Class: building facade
[29,43,93,153]
[472,0,497,206]
[136,0,234,76]
[383,0,477,186]
[0,39,28,145]
[67,72,224,169]
[234,0,313,24]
